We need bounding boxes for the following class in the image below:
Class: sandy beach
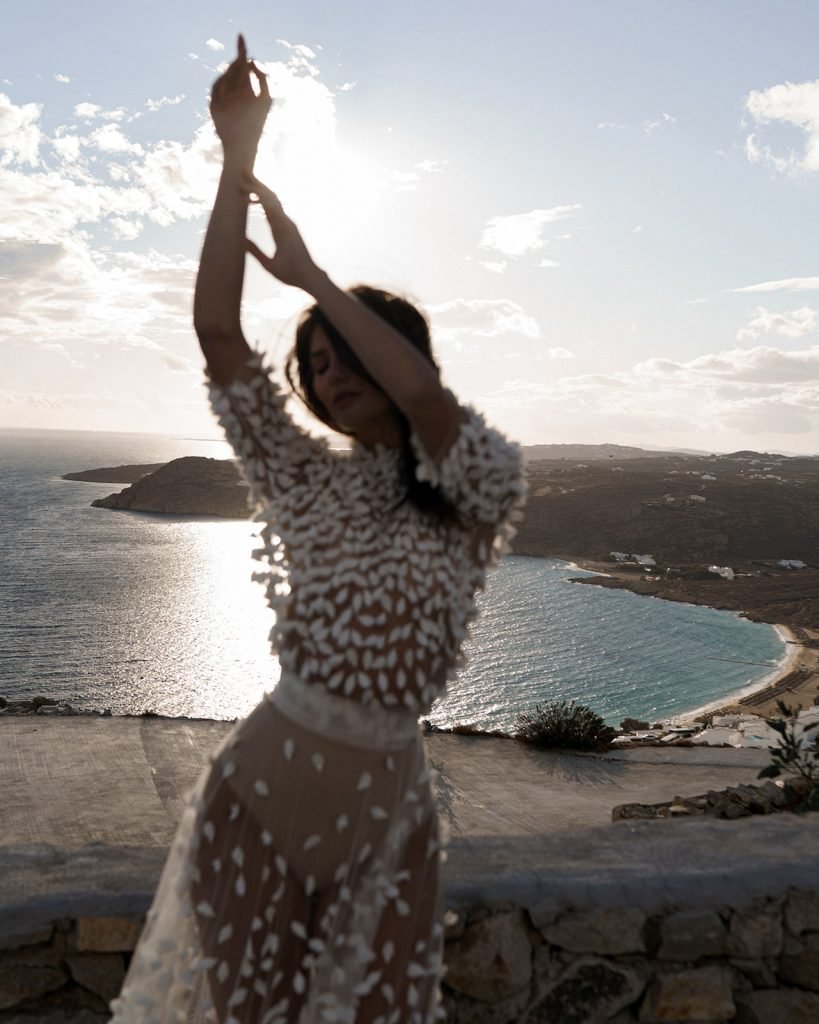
[703,625,819,720]
[568,559,819,723]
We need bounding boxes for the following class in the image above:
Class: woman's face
[308,327,399,442]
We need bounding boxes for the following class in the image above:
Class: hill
[521,443,674,463]
[515,452,819,564]
[81,450,819,564]
[90,457,249,517]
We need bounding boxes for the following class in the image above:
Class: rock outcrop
[91,457,250,518]
[62,464,165,483]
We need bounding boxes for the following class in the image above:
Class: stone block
[451,984,531,1024]
[735,988,819,1024]
[658,910,727,961]
[0,964,67,1011]
[638,966,734,1022]
[728,957,776,988]
[778,931,819,992]
[0,924,55,952]
[67,952,126,1003]
[445,911,532,1003]
[543,909,647,956]
[0,1011,108,1024]
[726,904,782,958]
[75,917,142,953]
[784,888,819,936]
[525,957,644,1024]
[531,943,562,986]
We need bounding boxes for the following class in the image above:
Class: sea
[0,428,787,730]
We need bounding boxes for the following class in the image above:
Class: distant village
[615,706,819,751]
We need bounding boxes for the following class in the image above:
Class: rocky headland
[87,456,250,517]
[62,463,165,483]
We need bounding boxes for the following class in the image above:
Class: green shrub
[515,699,616,751]
[758,700,819,812]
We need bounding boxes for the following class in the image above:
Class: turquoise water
[431,557,785,731]
[0,428,785,726]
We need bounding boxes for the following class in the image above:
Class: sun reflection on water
[141,519,279,720]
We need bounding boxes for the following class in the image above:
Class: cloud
[74,102,126,121]
[737,306,817,341]
[479,205,581,261]
[480,342,819,449]
[146,94,185,112]
[90,123,144,155]
[641,113,676,133]
[338,82,355,92]
[55,74,71,84]
[428,298,541,341]
[478,260,507,274]
[597,113,676,133]
[275,39,320,77]
[50,134,81,163]
[744,79,819,174]
[205,38,225,51]
[732,276,819,294]
[381,159,447,192]
[0,43,457,433]
[0,93,43,166]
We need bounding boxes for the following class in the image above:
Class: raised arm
[244,177,464,461]
[193,36,271,386]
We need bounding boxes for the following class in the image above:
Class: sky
[2,0,819,454]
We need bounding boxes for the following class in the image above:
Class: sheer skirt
[110,675,444,1024]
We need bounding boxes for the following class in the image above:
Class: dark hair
[285,285,455,520]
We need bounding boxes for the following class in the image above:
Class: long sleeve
[410,407,526,529]
[207,353,333,511]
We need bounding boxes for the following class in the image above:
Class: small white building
[708,565,735,580]
[778,559,806,570]
[689,494,706,503]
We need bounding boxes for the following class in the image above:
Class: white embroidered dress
[111,356,524,1024]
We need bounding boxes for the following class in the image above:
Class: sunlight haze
[2,1,818,454]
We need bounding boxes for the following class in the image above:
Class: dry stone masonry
[2,886,818,1021]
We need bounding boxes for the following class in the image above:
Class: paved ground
[0,717,771,846]
[3,718,816,928]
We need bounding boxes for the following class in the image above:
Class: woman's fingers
[241,173,284,215]
[212,34,254,103]
[249,61,271,100]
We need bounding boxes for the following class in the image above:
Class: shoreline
[560,557,819,722]
[667,625,800,726]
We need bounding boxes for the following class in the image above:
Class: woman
[111,35,524,1024]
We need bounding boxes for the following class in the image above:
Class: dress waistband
[269,672,419,751]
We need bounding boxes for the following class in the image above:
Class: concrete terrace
[0,716,774,849]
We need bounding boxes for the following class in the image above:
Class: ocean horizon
[0,427,786,729]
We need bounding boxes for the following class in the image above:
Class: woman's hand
[244,175,325,293]
[210,34,271,168]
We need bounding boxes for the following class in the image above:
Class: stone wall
[1,816,818,1023]
[2,894,817,1023]
[441,892,819,1023]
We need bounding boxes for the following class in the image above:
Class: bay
[0,428,785,726]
